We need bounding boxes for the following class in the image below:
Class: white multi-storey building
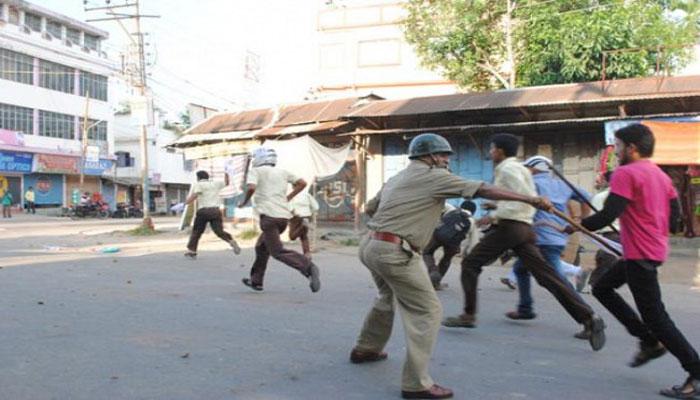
[313,0,459,100]
[0,0,117,212]
[113,113,191,214]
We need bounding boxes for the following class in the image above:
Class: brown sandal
[401,384,454,399]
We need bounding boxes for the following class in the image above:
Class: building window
[46,20,62,39]
[79,70,108,101]
[115,151,134,167]
[24,12,42,32]
[0,48,34,85]
[39,59,74,93]
[8,6,19,25]
[0,103,33,134]
[66,28,80,45]
[357,38,401,67]
[84,34,99,51]
[39,110,75,139]
[79,118,107,141]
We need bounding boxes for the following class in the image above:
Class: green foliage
[126,225,160,236]
[238,229,259,240]
[403,0,700,90]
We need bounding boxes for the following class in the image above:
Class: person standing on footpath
[238,148,321,293]
[442,134,607,353]
[350,133,552,400]
[569,124,699,399]
[24,187,36,214]
[288,188,319,260]
[2,190,13,218]
[184,170,241,259]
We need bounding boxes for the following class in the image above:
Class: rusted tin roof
[186,95,381,136]
[187,108,275,135]
[256,120,352,138]
[346,75,700,118]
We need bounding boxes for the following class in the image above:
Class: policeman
[349,133,551,400]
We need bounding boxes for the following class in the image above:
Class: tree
[403,0,700,91]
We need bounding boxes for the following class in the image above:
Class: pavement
[0,214,699,400]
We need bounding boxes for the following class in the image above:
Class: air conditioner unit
[21,25,30,34]
[63,39,72,47]
[42,32,53,41]
[81,46,90,53]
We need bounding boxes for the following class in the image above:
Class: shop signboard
[0,151,33,173]
[34,154,79,174]
[83,159,114,176]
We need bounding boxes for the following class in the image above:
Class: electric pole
[85,0,160,230]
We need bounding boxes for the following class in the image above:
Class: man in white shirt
[443,134,606,352]
[239,148,321,293]
[184,170,241,259]
[288,189,320,259]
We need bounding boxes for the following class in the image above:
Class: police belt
[369,231,419,253]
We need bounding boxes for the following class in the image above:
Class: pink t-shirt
[610,160,677,262]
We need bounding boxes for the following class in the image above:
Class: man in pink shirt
[569,124,699,399]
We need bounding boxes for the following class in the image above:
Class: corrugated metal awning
[345,75,700,118]
[256,120,352,138]
[345,112,700,136]
[168,130,258,148]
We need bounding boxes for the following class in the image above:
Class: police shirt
[366,160,482,251]
[247,165,300,219]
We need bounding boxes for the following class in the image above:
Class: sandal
[402,384,453,399]
[660,376,700,399]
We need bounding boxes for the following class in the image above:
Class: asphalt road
[0,216,699,400]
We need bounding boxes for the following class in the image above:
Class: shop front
[0,150,32,209]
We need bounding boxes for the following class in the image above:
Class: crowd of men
[184,125,698,400]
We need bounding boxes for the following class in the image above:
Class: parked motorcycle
[69,202,110,219]
[112,203,143,218]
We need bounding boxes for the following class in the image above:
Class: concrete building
[313,0,458,100]
[0,0,116,212]
[113,113,191,214]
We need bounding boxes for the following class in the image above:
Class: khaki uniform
[355,161,481,391]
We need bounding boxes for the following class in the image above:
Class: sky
[34,0,320,119]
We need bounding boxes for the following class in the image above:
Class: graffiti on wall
[315,161,357,222]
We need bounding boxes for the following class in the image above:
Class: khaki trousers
[355,235,442,392]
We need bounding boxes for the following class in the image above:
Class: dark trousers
[250,215,312,285]
[589,232,620,287]
[422,233,460,280]
[288,216,311,256]
[592,259,700,379]
[2,205,11,218]
[186,207,233,252]
[461,219,594,324]
[26,201,36,214]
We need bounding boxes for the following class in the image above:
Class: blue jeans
[513,245,568,314]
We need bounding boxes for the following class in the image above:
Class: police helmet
[408,133,453,159]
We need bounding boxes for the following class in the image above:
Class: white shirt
[493,157,537,224]
[289,191,319,218]
[193,180,225,209]
[247,165,300,219]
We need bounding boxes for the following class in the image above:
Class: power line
[152,65,239,107]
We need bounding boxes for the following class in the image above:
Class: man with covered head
[350,133,553,399]
[238,147,321,293]
[442,134,606,354]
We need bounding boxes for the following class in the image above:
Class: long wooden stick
[545,161,619,235]
[549,207,622,257]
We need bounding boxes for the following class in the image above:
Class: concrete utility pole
[85,0,160,230]
[79,91,90,190]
